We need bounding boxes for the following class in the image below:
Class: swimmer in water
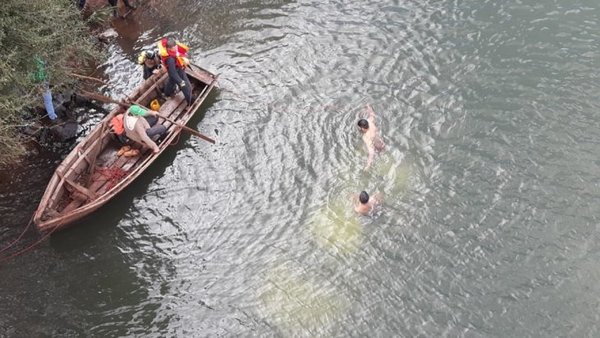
[354,191,382,215]
[357,104,385,170]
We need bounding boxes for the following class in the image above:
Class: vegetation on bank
[0,0,102,166]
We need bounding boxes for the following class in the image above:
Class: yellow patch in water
[372,153,413,195]
[258,265,347,334]
[391,162,412,194]
[309,197,362,254]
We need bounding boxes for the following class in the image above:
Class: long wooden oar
[78,90,216,144]
[155,114,215,144]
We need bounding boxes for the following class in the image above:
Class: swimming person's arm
[366,104,377,127]
[366,104,376,119]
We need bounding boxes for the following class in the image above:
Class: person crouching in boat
[157,36,194,106]
[110,105,166,154]
[138,50,161,80]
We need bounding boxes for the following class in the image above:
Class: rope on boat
[0,167,127,264]
[170,132,181,146]
[97,166,128,190]
[0,223,61,264]
[0,214,34,255]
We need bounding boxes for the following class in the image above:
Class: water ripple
[2,0,600,336]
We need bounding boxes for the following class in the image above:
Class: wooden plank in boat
[34,63,217,231]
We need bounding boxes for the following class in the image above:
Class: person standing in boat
[357,104,385,170]
[138,50,161,80]
[157,36,194,107]
[110,105,166,154]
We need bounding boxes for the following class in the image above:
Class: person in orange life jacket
[110,105,166,154]
[157,37,193,106]
[138,50,161,80]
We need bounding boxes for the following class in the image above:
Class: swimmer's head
[359,191,369,204]
[358,119,369,130]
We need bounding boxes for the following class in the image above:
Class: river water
[1,0,599,336]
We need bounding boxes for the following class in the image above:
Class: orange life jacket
[110,114,125,135]
[157,38,190,69]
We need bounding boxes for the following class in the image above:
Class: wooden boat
[33,63,218,232]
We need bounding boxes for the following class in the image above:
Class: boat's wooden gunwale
[43,127,111,213]
[38,73,173,215]
[34,65,218,232]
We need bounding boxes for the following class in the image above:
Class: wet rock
[54,91,72,108]
[21,123,43,137]
[72,93,92,106]
[39,128,49,144]
[54,104,67,120]
[49,121,79,142]
[98,28,118,43]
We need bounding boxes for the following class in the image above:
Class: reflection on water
[2,0,600,336]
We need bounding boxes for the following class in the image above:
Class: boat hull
[33,63,218,232]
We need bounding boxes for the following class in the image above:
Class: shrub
[0,0,101,166]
